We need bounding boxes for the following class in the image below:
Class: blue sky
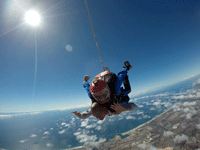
[1,0,200,113]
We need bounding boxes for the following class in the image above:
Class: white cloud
[143,102,151,105]
[30,134,37,138]
[129,99,135,102]
[193,78,200,89]
[153,101,161,106]
[183,108,190,113]
[173,134,188,143]
[64,124,70,127]
[138,104,144,108]
[172,95,185,99]
[75,132,97,144]
[137,110,144,115]
[137,143,157,150]
[84,137,106,148]
[185,113,192,119]
[185,108,197,119]
[196,124,200,129]
[0,115,12,119]
[80,135,97,143]
[98,138,106,143]
[95,125,102,131]
[126,116,136,120]
[173,107,181,112]
[19,139,28,143]
[61,122,66,126]
[74,132,82,136]
[109,118,115,122]
[183,101,197,107]
[142,115,151,119]
[86,123,97,129]
[119,117,124,120]
[46,143,53,147]
[43,131,50,135]
[50,128,53,130]
[81,119,89,127]
[164,102,172,107]
[97,120,104,124]
[139,96,149,99]
[150,107,156,111]
[71,117,75,124]
[58,129,66,134]
[172,101,198,119]
[163,131,174,137]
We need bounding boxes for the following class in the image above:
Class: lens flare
[66,45,73,51]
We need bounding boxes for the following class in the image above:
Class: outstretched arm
[72,109,92,119]
[110,102,137,114]
[110,103,129,114]
[72,111,82,118]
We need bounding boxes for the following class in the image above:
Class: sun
[25,10,41,26]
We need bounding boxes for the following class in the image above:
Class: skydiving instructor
[72,61,137,120]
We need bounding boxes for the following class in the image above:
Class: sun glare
[25,10,41,26]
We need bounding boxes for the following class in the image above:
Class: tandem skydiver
[72,61,137,120]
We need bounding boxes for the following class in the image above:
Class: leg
[115,68,128,95]
[122,75,131,96]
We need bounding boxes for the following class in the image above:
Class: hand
[72,111,82,118]
[110,103,126,114]
[83,75,90,82]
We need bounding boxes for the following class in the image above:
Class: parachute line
[84,0,105,71]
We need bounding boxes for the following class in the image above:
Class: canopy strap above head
[85,0,105,71]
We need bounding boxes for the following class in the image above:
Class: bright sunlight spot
[25,10,41,26]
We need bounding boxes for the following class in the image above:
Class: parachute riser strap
[85,0,105,71]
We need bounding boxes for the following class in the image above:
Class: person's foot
[123,61,132,70]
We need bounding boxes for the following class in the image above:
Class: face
[93,87,110,103]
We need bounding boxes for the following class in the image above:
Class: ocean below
[0,74,200,150]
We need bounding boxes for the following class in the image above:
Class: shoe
[123,61,131,70]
